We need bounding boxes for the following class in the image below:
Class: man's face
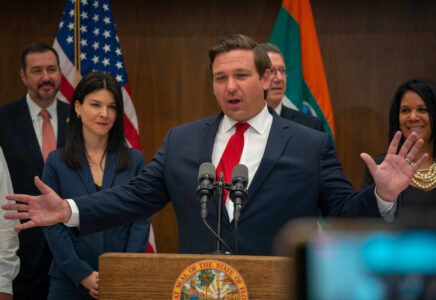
[266,52,286,108]
[20,51,61,106]
[212,49,270,122]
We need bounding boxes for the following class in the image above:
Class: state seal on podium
[172,259,248,299]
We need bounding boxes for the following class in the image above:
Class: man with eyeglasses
[260,43,324,132]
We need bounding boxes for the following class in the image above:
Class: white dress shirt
[0,147,19,295]
[26,94,58,153]
[66,105,396,226]
[212,105,272,220]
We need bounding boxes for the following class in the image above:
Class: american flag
[53,0,156,253]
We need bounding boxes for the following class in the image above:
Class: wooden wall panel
[1,0,435,253]
[0,1,65,101]
[312,0,436,190]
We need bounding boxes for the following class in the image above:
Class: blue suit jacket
[280,105,324,132]
[0,97,69,297]
[42,149,150,288]
[75,107,379,256]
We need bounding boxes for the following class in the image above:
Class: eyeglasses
[271,67,287,77]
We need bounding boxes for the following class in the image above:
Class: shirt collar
[221,104,272,135]
[274,102,282,115]
[26,93,58,121]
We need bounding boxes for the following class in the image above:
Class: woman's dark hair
[389,79,436,160]
[63,71,131,171]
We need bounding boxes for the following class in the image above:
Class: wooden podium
[99,253,292,299]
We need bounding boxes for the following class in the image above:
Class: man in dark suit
[0,43,69,300]
[260,43,324,132]
[3,34,426,256]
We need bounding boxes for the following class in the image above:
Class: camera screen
[305,230,436,300]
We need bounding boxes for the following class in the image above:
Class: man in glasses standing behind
[260,43,324,132]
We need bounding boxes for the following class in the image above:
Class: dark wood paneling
[312,0,436,188]
[0,1,65,100]
[1,0,435,253]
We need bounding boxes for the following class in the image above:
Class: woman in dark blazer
[42,72,150,299]
[362,79,436,222]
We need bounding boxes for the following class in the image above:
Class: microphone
[229,164,248,223]
[196,162,216,219]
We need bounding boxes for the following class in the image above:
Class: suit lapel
[281,106,295,121]
[57,100,69,148]
[198,111,294,222]
[197,111,294,221]
[13,98,44,171]
[198,114,222,165]
[76,154,97,194]
[244,112,293,210]
[197,114,232,222]
[12,99,70,171]
[99,154,116,254]
[101,152,117,190]
[78,152,108,251]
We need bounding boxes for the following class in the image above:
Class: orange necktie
[216,123,250,203]
[40,109,56,162]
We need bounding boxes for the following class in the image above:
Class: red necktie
[216,123,250,203]
[40,109,56,162]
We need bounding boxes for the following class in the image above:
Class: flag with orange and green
[270,0,335,140]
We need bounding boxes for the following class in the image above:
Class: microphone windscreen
[232,164,248,181]
[198,162,216,181]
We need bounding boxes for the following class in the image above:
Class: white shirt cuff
[64,199,80,227]
[374,187,397,222]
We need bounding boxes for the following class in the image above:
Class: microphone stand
[197,164,248,255]
[229,164,249,255]
[196,162,232,254]
[229,184,241,255]
[211,172,231,255]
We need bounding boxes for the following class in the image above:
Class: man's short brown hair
[208,34,271,79]
[21,42,60,71]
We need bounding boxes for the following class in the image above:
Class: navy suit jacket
[280,105,324,132]
[75,107,379,256]
[42,149,150,289]
[0,96,69,297]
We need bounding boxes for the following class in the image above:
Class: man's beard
[35,89,58,101]
[33,81,59,101]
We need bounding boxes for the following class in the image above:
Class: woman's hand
[81,271,99,299]
[361,131,428,202]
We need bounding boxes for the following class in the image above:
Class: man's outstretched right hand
[1,176,72,231]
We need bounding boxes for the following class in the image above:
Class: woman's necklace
[411,162,436,190]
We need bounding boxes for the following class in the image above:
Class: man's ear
[261,68,272,90]
[20,69,27,85]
